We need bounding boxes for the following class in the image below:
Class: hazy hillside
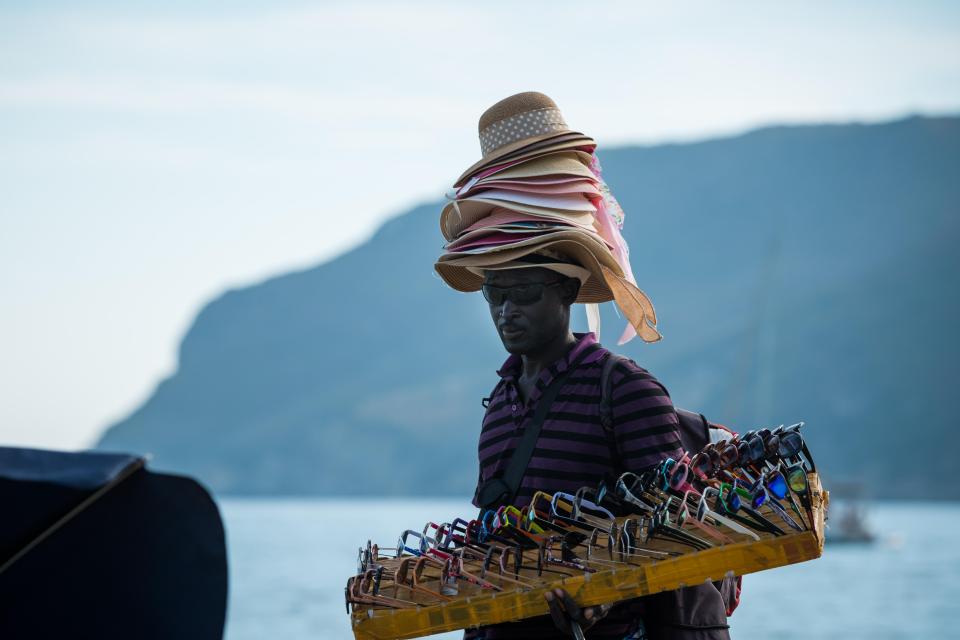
[97,115,960,499]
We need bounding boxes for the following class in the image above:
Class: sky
[2,0,959,450]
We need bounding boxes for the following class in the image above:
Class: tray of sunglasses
[347,471,827,640]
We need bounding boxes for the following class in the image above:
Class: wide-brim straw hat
[453,140,595,189]
[435,230,622,303]
[457,207,593,234]
[467,151,597,184]
[452,92,596,187]
[441,196,597,241]
[436,238,661,342]
[445,221,596,251]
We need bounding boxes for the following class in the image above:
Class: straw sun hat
[435,230,624,303]
[435,91,661,343]
[452,92,595,187]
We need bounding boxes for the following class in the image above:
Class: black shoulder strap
[599,352,627,431]
[599,352,629,474]
[475,352,587,510]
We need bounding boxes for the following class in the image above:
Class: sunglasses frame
[481,280,566,306]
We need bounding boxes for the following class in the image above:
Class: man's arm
[608,365,684,472]
[545,362,684,638]
[607,363,733,638]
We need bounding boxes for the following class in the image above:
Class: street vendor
[435,92,735,639]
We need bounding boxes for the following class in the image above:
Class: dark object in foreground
[0,447,227,639]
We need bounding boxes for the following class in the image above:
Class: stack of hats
[434,92,660,344]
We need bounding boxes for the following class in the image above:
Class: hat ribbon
[444,189,464,226]
[588,153,644,344]
[600,265,661,344]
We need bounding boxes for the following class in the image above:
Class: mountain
[97,115,960,499]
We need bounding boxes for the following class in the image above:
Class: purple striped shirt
[467,333,683,640]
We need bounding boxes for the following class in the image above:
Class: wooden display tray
[351,473,827,640]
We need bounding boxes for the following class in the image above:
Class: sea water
[220,499,959,640]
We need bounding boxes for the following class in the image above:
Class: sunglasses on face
[481,281,565,306]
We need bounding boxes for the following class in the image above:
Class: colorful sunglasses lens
[767,473,789,499]
[751,489,766,510]
[787,468,808,493]
[670,464,688,489]
[725,490,741,512]
[692,455,713,478]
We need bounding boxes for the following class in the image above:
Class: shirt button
[512,404,518,412]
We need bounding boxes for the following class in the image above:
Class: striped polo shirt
[467,332,683,640]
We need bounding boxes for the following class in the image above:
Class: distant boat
[825,482,875,545]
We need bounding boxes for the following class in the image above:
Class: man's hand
[544,588,612,638]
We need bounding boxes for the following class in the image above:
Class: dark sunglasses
[720,439,741,466]
[481,281,566,306]
[774,422,816,472]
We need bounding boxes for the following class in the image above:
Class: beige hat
[454,139,595,188]
[469,151,597,183]
[466,258,593,288]
[435,230,622,302]
[452,92,596,187]
[435,234,660,342]
[441,195,598,241]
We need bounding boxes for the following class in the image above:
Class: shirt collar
[495,332,601,382]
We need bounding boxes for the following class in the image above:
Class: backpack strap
[600,355,715,464]
[599,352,629,476]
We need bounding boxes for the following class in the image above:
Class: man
[436,91,733,639]
[467,265,731,639]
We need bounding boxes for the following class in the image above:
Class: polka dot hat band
[479,108,568,156]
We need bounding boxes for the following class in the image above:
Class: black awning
[0,447,227,639]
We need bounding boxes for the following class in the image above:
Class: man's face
[483,268,577,355]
